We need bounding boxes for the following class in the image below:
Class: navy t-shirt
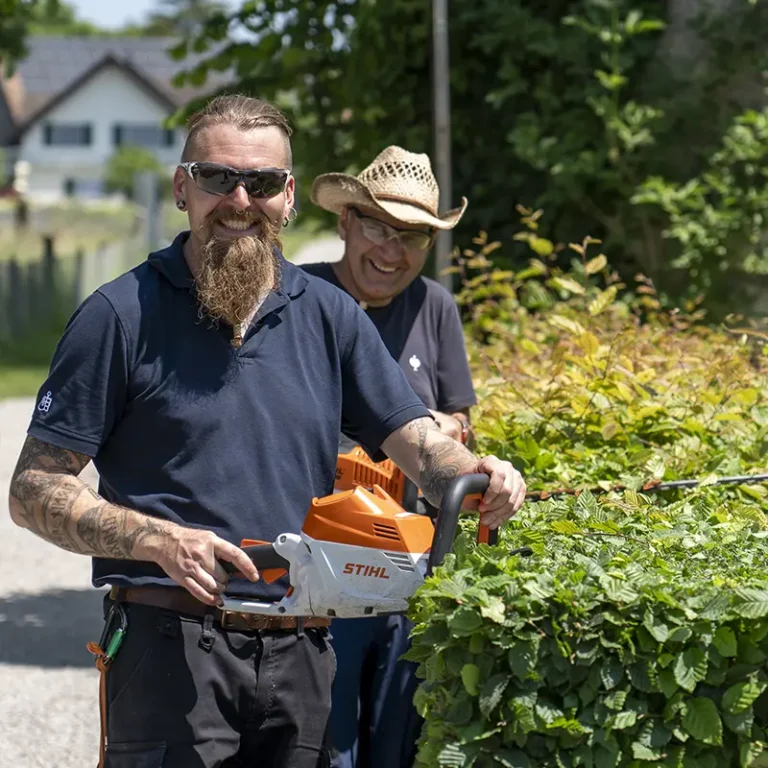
[301,263,476,413]
[27,232,430,599]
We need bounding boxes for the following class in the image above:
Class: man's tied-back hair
[181,93,293,167]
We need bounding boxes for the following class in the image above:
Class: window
[43,123,92,146]
[62,178,104,198]
[113,124,175,149]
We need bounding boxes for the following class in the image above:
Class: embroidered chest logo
[409,355,422,372]
[37,391,53,413]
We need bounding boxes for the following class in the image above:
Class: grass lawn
[0,365,49,400]
[0,324,65,399]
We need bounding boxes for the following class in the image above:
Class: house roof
[0,36,231,141]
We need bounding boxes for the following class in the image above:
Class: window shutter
[113,125,122,147]
[43,124,52,145]
[165,128,175,147]
[83,124,92,145]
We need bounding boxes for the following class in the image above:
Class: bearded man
[8,94,526,768]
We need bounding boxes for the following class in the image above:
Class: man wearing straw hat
[303,146,477,768]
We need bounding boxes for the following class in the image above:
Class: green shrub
[408,493,768,767]
[103,145,172,201]
[408,212,768,766]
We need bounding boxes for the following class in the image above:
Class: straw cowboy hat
[310,145,468,230]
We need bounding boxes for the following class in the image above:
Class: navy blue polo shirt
[27,232,430,599]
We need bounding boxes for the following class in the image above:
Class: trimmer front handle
[427,473,497,575]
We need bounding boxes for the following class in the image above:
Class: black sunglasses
[178,162,290,199]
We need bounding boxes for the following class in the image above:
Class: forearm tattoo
[410,418,477,507]
[9,436,172,558]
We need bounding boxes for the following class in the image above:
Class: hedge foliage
[407,214,768,767]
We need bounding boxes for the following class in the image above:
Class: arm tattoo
[408,418,477,507]
[79,505,170,560]
[9,436,173,559]
[10,438,90,505]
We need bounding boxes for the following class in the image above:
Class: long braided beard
[195,210,282,328]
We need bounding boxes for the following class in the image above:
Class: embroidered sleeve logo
[37,391,53,413]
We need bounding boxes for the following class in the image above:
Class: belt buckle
[220,610,239,630]
[220,610,269,631]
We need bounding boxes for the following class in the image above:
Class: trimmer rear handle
[221,544,290,575]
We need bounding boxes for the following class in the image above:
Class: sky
[69,0,240,30]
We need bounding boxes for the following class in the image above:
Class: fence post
[42,236,55,324]
[0,261,9,341]
[73,248,85,307]
[8,256,24,335]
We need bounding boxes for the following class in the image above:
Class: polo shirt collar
[147,231,309,298]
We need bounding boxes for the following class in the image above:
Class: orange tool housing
[241,485,434,583]
[304,485,434,554]
[334,447,407,505]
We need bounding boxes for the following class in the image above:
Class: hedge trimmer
[333,447,768,503]
[221,471,499,619]
[524,472,768,501]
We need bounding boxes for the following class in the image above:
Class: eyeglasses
[178,162,290,199]
[350,208,435,252]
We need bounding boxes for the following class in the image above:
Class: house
[0,37,229,202]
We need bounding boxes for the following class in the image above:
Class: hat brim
[310,173,467,230]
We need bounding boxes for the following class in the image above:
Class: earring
[283,208,298,227]
[176,198,186,211]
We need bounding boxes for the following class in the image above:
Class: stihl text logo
[343,563,390,579]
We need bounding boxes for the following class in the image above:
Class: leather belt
[109,586,331,631]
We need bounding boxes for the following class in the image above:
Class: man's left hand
[461,455,527,529]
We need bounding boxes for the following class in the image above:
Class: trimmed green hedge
[408,219,768,766]
[408,493,768,767]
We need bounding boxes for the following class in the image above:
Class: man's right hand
[8,436,259,608]
[155,528,260,606]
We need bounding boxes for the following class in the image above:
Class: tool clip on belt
[87,599,128,768]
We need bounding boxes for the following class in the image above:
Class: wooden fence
[0,238,143,343]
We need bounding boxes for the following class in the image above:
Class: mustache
[201,207,280,241]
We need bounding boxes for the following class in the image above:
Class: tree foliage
[121,0,229,38]
[0,0,60,73]
[168,0,768,313]
[25,0,105,36]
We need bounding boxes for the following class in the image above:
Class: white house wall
[18,64,185,202]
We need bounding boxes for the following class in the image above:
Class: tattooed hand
[381,417,527,528]
[8,435,259,604]
[458,454,527,529]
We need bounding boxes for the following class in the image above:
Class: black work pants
[101,599,335,768]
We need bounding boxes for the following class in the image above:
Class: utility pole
[432,0,453,291]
